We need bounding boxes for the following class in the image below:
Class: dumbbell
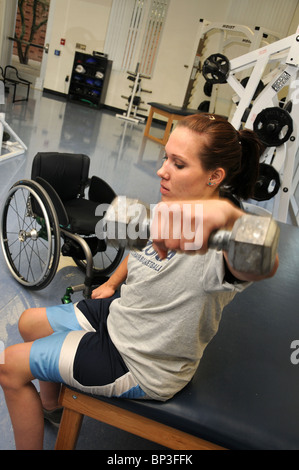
[103,197,280,275]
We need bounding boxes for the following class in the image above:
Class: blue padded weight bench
[55,222,299,450]
[143,102,199,145]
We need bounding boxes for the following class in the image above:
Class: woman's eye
[162,155,184,169]
[175,162,184,169]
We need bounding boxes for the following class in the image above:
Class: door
[9,0,55,89]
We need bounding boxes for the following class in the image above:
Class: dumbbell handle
[208,229,232,252]
[103,198,272,253]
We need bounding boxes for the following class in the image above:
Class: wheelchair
[0,152,125,300]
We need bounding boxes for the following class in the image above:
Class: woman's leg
[0,303,89,449]
[0,341,44,450]
[18,307,61,410]
[18,307,54,342]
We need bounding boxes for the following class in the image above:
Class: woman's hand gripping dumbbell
[100,197,280,276]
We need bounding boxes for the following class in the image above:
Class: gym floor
[0,87,167,450]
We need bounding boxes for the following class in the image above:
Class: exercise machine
[184,19,281,111]
[201,26,299,225]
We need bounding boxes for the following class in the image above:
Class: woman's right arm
[91,254,129,299]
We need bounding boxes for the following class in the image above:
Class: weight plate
[202,54,230,84]
[253,107,293,147]
[253,163,280,201]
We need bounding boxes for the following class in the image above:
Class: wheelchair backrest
[31,152,90,202]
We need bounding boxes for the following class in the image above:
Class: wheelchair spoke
[10,188,31,232]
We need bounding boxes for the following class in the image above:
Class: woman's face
[157,126,216,202]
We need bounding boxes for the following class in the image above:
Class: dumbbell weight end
[216,214,280,276]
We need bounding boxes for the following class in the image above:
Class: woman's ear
[209,168,226,186]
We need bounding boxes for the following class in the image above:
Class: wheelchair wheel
[72,241,125,281]
[1,180,61,290]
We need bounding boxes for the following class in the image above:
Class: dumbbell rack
[225,27,299,225]
[68,52,112,109]
[0,81,27,162]
[117,63,151,124]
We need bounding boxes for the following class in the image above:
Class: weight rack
[116,63,152,124]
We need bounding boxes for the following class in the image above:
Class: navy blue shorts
[29,295,146,399]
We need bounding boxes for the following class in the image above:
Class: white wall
[288,1,299,35]
[0,0,17,68]
[0,0,4,62]
[2,0,299,117]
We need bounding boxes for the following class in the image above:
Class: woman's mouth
[160,183,169,195]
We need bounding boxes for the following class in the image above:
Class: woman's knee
[18,307,52,342]
[0,343,33,391]
[0,346,17,389]
[18,308,36,340]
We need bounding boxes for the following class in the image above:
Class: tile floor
[0,87,167,450]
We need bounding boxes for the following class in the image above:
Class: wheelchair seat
[1,152,125,294]
[63,196,99,234]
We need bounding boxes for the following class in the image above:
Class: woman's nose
[157,159,169,179]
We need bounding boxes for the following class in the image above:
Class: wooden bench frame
[143,105,189,146]
[54,385,226,450]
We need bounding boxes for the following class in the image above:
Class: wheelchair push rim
[0,180,61,289]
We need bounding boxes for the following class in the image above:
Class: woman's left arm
[151,199,279,281]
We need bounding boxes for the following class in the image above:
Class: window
[139,0,168,76]
[104,0,169,76]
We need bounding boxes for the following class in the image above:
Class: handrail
[8,36,46,51]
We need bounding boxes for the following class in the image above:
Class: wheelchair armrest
[88,175,116,204]
[34,176,69,227]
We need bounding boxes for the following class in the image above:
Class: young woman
[0,114,279,449]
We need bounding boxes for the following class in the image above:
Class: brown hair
[176,113,264,200]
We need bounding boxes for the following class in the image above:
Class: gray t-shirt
[108,241,248,401]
